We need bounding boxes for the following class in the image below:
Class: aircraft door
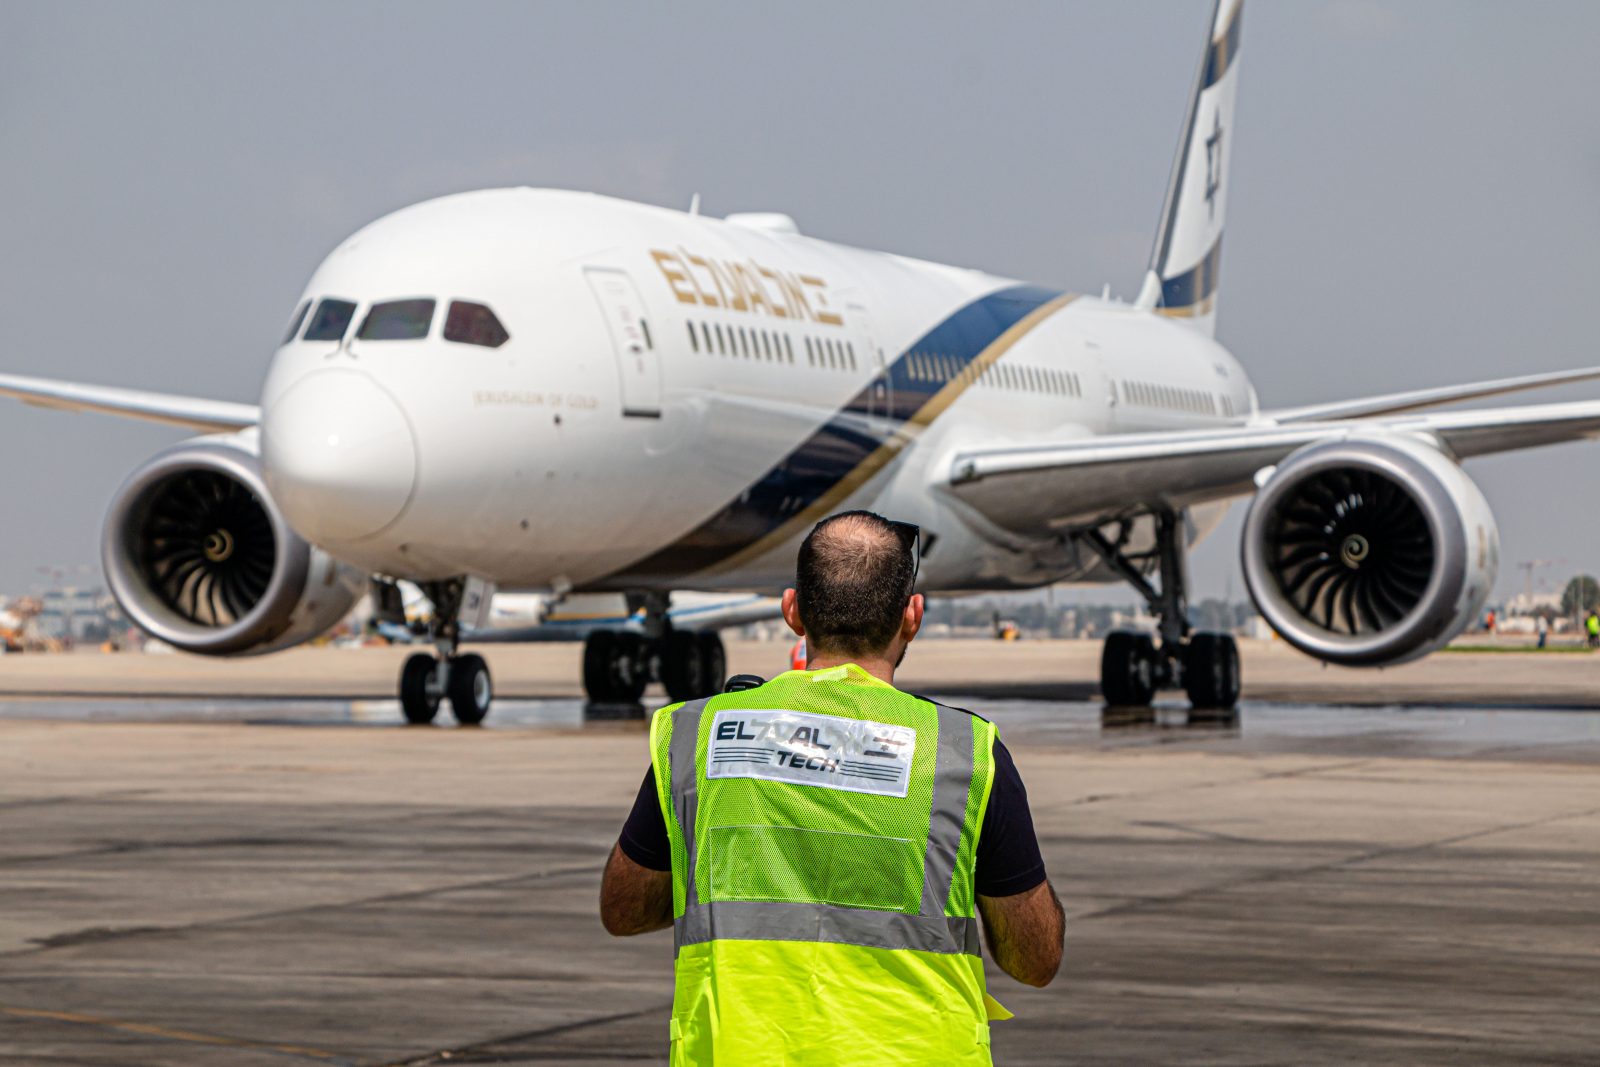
[584,267,660,418]
[850,304,892,426]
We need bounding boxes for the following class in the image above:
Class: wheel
[1101,631,1157,707]
[400,652,440,725]
[583,631,648,703]
[660,631,709,703]
[584,632,620,702]
[1184,632,1241,711]
[447,653,493,726]
[612,634,648,702]
[696,632,727,695]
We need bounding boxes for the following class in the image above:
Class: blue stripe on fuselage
[609,284,1064,582]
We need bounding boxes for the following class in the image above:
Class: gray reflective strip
[677,900,981,957]
[669,699,711,916]
[920,703,974,916]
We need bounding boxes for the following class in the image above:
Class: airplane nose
[262,369,417,542]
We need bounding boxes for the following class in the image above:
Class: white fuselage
[258,188,1255,596]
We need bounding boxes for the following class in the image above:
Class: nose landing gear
[397,579,495,726]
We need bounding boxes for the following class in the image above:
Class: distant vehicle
[5,0,1600,723]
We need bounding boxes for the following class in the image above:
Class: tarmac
[1,639,1598,1065]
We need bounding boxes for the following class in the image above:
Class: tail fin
[1134,0,1242,336]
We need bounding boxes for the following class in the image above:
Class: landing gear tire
[584,631,648,703]
[1184,632,1240,712]
[1101,631,1158,707]
[660,631,726,702]
[448,653,493,726]
[400,652,441,725]
[697,632,727,695]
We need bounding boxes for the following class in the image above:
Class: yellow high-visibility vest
[650,663,1007,1066]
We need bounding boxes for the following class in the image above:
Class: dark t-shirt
[618,733,1046,898]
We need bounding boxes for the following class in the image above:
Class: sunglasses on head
[886,519,921,593]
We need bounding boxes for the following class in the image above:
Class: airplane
[4,0,1600,725]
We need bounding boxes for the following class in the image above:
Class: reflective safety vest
[649,663,1006,1066]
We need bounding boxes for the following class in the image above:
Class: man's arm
[978,880,1064,987]
[964,733,1062,986]
[600,842,674,936]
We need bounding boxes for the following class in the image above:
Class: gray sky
[2,1,1597,603]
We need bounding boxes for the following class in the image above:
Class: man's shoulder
[905,691,993,726]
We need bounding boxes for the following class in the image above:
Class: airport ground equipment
[7,0,1600,718]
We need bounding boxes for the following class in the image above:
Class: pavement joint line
[1052,757,1380,811]
[0,861,603,961]
[0,1003,357,1065]
[1072,802,1600,923]
[0,788,163,812]
[377,1001,674,1066]
[0,800,617,869]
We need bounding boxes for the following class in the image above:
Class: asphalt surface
[1,642,1597,1065]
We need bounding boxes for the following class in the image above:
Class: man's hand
[978,879,1064,987]
[599,843,674,936]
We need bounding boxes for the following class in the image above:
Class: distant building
[34,587,118,643]
[1505,592,1561,617]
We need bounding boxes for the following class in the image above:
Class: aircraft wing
[945,399,1600,535]
[0,373,258,432]
[1265,365,1600,422]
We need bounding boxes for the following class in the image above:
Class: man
[1587,610,1599,649]
[600,510,1063,1065]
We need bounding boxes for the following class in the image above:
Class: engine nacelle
[1242,435,1498,666]
[102,433,367,656]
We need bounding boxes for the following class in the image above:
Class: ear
[781,588,806,638]
[901,593,924,643]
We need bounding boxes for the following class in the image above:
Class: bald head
[794,511,917,659]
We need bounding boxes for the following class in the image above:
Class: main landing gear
[398,579,494,727]
[1085,510,1241,714]
[583,594,727,704]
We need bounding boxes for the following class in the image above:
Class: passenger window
[783,335,794,363]
[688,322,699,353]
[715,324,726,355]
[304,298,357,342]
[282,300,310,345]
[701,323,713,353]
[360,298,436,341]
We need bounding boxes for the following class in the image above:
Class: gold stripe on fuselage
[701,293,1080,577]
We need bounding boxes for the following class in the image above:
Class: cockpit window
[357,298,436,341]
[444,300,510,348]
[304,298,358,342]
[281,300,310,345]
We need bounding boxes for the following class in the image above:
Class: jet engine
[1241,435,1498,666]
[102,434,367,656]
